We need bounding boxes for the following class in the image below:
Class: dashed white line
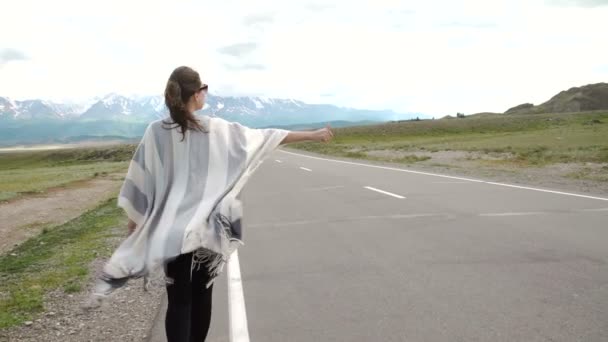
[279,150,608,202]
[275,159,282,163]
[280,150,483,182]
[227,250,250,342]
[364,186,406,199]
[579,208,608,212]
[300,167,312,172]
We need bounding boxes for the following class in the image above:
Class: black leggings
[164,252,214,342]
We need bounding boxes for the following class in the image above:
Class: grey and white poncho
[91,115,289,299]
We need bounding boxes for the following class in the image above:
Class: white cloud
[0,0,606,116]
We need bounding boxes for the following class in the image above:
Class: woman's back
[89,66,332,342]
[94,111,289,296]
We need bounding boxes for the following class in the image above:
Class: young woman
[92,66,333,342]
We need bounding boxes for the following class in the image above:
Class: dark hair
[162,66,208,141]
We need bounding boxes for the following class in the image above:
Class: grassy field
[0,197,126,328]
[0,144,135,202]
[1,110,606,329]
[289,111,608,168]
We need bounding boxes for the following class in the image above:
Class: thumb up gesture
[313,124,334,143]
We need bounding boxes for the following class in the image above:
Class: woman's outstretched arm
[280,125,334,145]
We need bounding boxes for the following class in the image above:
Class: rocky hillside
[505,83,608,114]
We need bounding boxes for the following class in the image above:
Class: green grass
[0,197,125,329]
[0,145,134,202]
[289,111,608,167]
[0,161,128,202]
[0,144,136,170]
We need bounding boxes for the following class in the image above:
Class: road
[150,149,608,342]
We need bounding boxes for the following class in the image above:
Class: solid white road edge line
[279,150,608,202]
[227,250,250,342]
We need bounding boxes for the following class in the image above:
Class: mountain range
[0,94,410,146]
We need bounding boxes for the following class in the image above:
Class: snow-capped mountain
[0,97,18,118]
[0,93,415,146]
[79,94,160,121]
[0,97,80,120]
[0,93,405,127]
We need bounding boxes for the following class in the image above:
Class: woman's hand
[313,125,334,143]
[280,124,335,145]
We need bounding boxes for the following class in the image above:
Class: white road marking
[275,159,282,163]
[280,150,483,182]
[364,186,406,199]
[279,150,608,202]
[479,212,547,217]
[227,250,250,342]
[300,167,312,172]
[483,182,608,202]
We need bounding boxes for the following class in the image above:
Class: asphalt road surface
[149,149,608,342]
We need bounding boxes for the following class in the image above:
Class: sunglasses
[199,84,208,92]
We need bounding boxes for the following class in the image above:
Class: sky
[1,0,607,116]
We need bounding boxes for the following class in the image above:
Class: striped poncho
[91,114,289,300]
